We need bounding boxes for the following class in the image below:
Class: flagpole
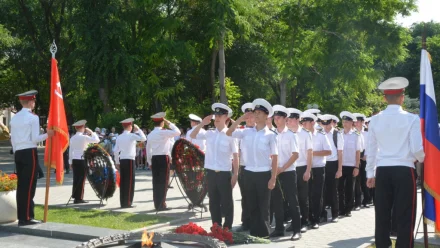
[421,23,429,248]
[43,40,57,223]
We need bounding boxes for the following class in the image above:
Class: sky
[396,0,440,27]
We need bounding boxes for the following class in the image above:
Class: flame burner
[76,229,227,248]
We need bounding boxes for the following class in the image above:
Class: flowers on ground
[0,170,18,192]
[175,222,233,244]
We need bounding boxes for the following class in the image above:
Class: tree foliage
[0,0,431,129]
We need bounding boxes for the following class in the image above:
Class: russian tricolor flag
[420,49,440,232]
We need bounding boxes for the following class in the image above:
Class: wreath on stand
[83,144,117,200]
[171,138,208,210]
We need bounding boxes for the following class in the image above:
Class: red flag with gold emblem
[44,58,69,184]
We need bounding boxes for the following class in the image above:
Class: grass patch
[34,205,172,230]
[368,240,439,248]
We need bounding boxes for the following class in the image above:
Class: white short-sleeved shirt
[311,130,332,167]
[69,132,100,164]
[342,130,361,167]
[295,128,313,166]
[114,130,147,164]
[276,127,299,171]
[145,124,180,165]
[366,105,425,178]
[360,129,368,155]
[232,126,278,172]
[196,128,238,171]
[186,127,207,151]
[325,128,344,162]
[238,126,253,166]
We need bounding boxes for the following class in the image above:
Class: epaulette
[319,130,326,135]
[302,128,310,132]
[354,130,360,136]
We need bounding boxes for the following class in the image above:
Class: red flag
[44,58,69,184]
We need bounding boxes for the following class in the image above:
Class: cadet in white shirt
[114,118,147,208]
[353,113,372,208]
[321,114,343,223]
[236,102,255,232]
[366,77,424,248]
[227,98,278,238]
[338,111,361,217]
[286,108,312,233]
[146,113,180,210]
[302,112,331,229]
[69,120,100,204]
[186,114,206,152]
[190,103,238,230]
[269,105,302,241]
[10,90,54,226]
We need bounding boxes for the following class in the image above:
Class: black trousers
[360,159,371,205]
[119,159,135,207]
[323,160,339,218]
[308,167,325,224]
[151,155,170,210]
[338,166,355,215]
[15,148,38,221]
[207,169,233,229]
[375,166,417,248]
[272,170,301,233]
[238,166,250,228]
[296,166,309,226]
[72,159,87,200]
[244,170,271,238]
[63,148,70,172]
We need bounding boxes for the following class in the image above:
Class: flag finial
[50,40,57,58]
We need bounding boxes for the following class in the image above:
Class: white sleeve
[31,116,48,144]
[366,125,378,178]
[337,132,344,151]
[410,117,425,163]
[85,132,100,143]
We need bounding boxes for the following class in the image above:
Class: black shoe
[345,212,352,217]
[121,205,136,209]
[269,230,284,238]
[74,199,89,204]
[235,225,250,232]
[286,224,293,232]
[300,225,308,233]
[331,217,339,223]
[18,219,42,226]
[157,207,171,211]
[311,223,319,229]
[354,206,361,211]
[291,232,301,241]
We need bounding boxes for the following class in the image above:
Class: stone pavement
[0,141,438,247]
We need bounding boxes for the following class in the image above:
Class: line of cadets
[68,98,372,240]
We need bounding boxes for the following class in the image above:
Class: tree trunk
[280,76,287,106]
[218,31,227,104]
[99,87,111,113]
[210,47,218,104]
[290,84,298,107]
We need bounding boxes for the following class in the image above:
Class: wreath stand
[155,170,208,218]
[65,178,108,208]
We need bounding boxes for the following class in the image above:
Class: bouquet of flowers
[174,222,233,244]
[0,171,17,192]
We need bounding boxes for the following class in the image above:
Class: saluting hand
[85,128,92,134]
[133,124,139,132]
[202,115,213,125]
[367,178,375,188]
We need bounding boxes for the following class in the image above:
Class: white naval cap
[378,77,409,94]
[252,98,274,117]
[189,114,202,122]
[151,112,166,121]
[340,111,356,121]
[17,90,38,100]
[319,114,333,122]
[301,112,318,122]
[353,113,367,121]
[272,105,289,117]
[287,108,302,118]
[330,115,340,123]
[120,118,134,126]
[95,127,101,132]
[72,120,87,127]
[241,103,253,113]
[212,103,233,117]
[304,108,321,115]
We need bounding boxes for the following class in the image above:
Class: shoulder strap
[333,130,337,147]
